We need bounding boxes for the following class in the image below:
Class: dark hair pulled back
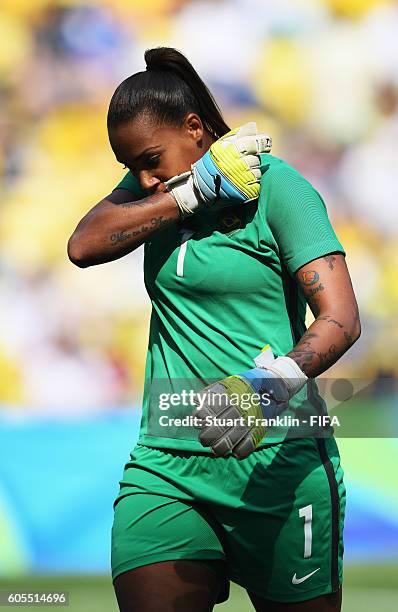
[107,47,230,139]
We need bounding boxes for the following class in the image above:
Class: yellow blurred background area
[0,0,397,409]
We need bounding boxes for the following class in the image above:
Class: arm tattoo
[318,315,356,345]
[316,344,338,369]
[298,269,325,317]
[110,216,167,246]
[305,284,324,317]
[290,260,359,375]
[324,255,336,270]
[301,270,320,286]
[307,284,325,299]
[317,315,343,328]
[288,330,339,376]
[119,200,146,209]
[287,332,318,373]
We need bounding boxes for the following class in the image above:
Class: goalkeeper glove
[164,122,272,218]
[193,357,307,459]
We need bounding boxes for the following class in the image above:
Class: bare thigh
[113,560,222,612]
[248,588,342,612]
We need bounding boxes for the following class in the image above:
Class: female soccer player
[68,48,360,612]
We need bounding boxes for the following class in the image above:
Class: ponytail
[107,47,230,139]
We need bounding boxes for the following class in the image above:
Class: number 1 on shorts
[299,504,313,558]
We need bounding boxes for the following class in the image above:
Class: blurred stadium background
[0,0,397,610]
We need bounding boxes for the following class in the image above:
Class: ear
[183,113,204,145]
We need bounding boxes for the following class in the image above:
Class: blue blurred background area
[0,409,398,577]
[0,0,397,609]
[0,413,398,579]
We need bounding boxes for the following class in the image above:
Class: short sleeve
[113,171,147,199]
[260,157,345,276]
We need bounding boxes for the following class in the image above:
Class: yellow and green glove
[165,122,272,218]
[193,356,307,459]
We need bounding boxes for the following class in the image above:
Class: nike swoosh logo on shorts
[291,567,320,585]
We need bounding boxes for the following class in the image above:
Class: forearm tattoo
[118,200,147,209]
[110,215,168,246]
[287,333,318,373]
[317,315,343,328]
[288,329,340,377]
[290,264,359,376]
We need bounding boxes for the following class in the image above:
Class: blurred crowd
[0,0,397,413]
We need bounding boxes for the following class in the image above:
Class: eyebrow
[118,145,161,165]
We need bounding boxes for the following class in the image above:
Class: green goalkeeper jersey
[115,155,345,451]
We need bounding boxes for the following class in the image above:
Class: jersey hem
[289,242,345,276]
[136,435,286,452]
[112,550,226,582]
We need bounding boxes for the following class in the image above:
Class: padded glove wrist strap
[261,356,308,398]
[164,171,202,218]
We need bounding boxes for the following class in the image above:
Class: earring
[197,138,203,149]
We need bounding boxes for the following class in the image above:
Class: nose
[139,170,161,193]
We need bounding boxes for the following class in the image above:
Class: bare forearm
[287,311,360,378]
[68,191,179,267]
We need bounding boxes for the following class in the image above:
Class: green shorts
[111,437,345,604]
